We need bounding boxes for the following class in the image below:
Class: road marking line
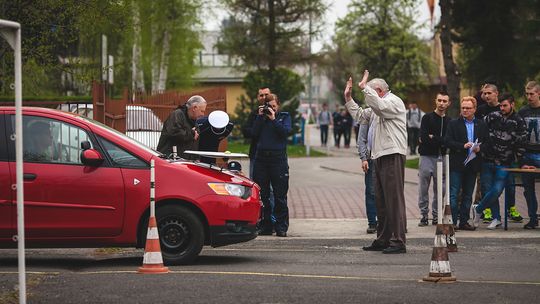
[204,248,322,252]
[70,270,540,285]
[2,270,538,286]
[0,271,59,275]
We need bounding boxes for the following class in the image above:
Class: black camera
[262,101,272,115]
[262,94,274,115]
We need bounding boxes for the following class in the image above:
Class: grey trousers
[374,153,407,248]
[418,155,445,219]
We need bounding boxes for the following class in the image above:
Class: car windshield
[74,114,162,157]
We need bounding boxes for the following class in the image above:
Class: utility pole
[306,0,312,156]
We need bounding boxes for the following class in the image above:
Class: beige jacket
[345,86,407,159]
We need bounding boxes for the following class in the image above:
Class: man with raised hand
[344,70,408,254]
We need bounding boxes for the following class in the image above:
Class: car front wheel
[154,204,205,265]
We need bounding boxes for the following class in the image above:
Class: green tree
[136,0,202,93]
[218,0,327,71]
[234,68,305,141]
[325,0,434,99]
[450,0,540,92]
[438,0,461,117]
[0,0,203,97]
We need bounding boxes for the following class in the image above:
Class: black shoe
[362,242,388,251]
[418,217,428,227]
[366,224,377,234]
[524,221,538,229]
[275,231,287,237]
[432,218,438,225]
[382,246,406,254]
[258,230,273,236]
[459,223,476,231]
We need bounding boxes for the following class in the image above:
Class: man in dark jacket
[472,93,527,229]
[445,96,489,230]
[518,81,540,229]
[252,94,292,237]
[157,95,207,159]
[417,92,451,226]
[242,87,271,178]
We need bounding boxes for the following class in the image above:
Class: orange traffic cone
[138,216,169,274]
[442,204,458,252]
[422,224,456,282]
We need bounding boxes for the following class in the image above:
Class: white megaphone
[208,110,230,129]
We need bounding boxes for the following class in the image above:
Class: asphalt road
[1,237,539,303]
[2,142,539,303]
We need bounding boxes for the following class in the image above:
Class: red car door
[0,112,13,240]
[7,113,126,238]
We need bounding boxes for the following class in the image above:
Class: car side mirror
[81,149,104,167]
[81,141,92,150]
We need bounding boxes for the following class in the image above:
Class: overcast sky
[202,0,441,53]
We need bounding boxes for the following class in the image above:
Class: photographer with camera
[252,94,292,237]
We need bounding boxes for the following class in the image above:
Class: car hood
[165,159,254,187]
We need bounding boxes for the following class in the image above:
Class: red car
[0,107,260,264]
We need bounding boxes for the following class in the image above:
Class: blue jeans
[450,170,477,226]
[505,174,516,207]
[364,159,377,225]
[320,125,329,145]
[476,162,511,221]
[522,153,540,223]
[480,164,516,210]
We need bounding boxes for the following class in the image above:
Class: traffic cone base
[422,226,456,282]
[138,216,169,274]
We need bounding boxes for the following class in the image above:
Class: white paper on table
[464,139,481,166]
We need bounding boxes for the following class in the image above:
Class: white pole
[306,120,311,156]
[1,18,26,304]
[437,161,443,225]
[1,19,26,304]
[445,154,450,207]
[102,35,108,82]
[150,159,155,218]
[14,24,26,304]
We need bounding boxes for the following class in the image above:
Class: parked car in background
[0,107,260,264]
[57,104,163,150]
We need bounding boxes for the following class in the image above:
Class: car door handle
[23,173,37,181]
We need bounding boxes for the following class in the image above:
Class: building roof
[193,66,246,83]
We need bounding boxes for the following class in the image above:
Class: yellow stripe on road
[2,270,539,286]
[74,270,540,286]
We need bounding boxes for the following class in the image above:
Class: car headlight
[208,183,250,198]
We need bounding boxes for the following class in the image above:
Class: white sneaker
[487,219,502,230]
[472,204,482,228]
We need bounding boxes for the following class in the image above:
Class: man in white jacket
[344,70,408,254]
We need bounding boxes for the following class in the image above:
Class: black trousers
[253,152,289,233]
